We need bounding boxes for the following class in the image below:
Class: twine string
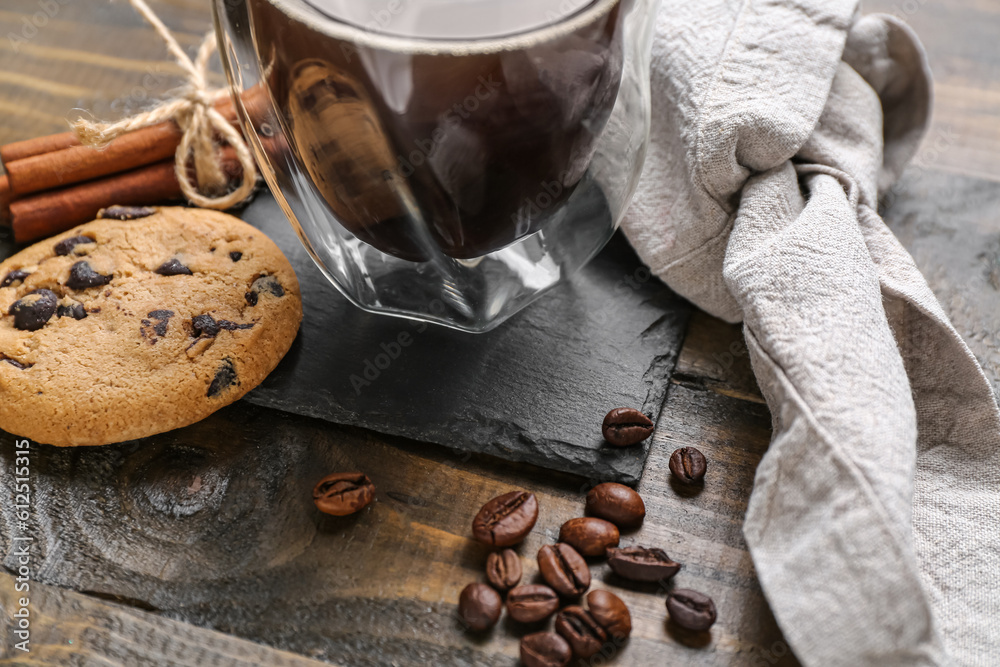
[71,0,257,209]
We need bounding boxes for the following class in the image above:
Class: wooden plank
[0,387,796,666]
[865,0,1000,183]
[0,573,335,666]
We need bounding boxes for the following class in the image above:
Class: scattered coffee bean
[66,261,113,289]
[585,482,645,528]
[229,251,243,262]
[606,546,681,582]
[537,543,590,597]
[507,584,560,623]
[486,548,522,592]
[207,358,239,397]
[472,491,538,547]
[601,407,654,446]
[56,303,87,320]
[586,589,631,640]
[97,205,156,220]
[458,583,502,632]
[666,589,716,632]
[8,289,57,331]
[520,631,572,667]
[54,235,95,256]
[1,269,30,288]
[154,258,193,276]
[558,517,619,557]
[554,606,607,659]
[313,472,376,516]
[669,447,707,484]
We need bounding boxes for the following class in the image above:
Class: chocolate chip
[1,269,31,288]
[207,358,239,397]
[192,314,220,338]
[97,205,156,220]
[229,251,242,262]
[2,356,32,370]
[56,303,88,320]
[54,235,95,256]
[66,261,113,289]
[219,320,254,331]
[247,275,285,304]
[192,314,254,338]
[8,289,57,331]
[244,291,258,306]
[154,258,193,276]
[140,310,174,341]
[148,310,174,337]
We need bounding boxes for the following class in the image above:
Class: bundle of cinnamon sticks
[0,96,246,243]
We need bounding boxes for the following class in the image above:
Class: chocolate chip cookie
[0,206,302,445]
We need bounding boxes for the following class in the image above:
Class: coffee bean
[520,631,572,667]
[458,583,501,632]
[56,303,87,320]
[586,589,631,639]
[472,491,538,547]
[313,472,376,516]
[601,407,654,446]
[606,546,681,582]
[155,258,193,276]
[1,269,30,288]
[66,261,113,289]
[207,358,239,397]
[585,482,645,528]
[537,543,590,597]
[8,289,57,331]
[97,205,156,220]
[669,447,707,484]
[485,548,522,592]
[558,517,619,557]
[507,584,559,623]
[666,589,716,632]
[555,606,607,659]
[229,251,243,262]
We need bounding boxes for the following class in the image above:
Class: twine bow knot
[71,0,257,209]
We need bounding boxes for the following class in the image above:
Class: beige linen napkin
[622,1,1000,664]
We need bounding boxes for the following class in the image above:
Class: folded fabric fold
[622,1,1000,664]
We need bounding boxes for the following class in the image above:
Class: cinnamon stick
[0,132,80,164]
[6,122,184,195]
[3,97,238,197]
[0,175,11,225]
[11,146,244,243]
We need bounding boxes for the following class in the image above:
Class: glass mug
[214,0,660,332]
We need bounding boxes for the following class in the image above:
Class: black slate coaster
[239,194,690,483]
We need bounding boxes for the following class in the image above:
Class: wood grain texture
[864,0,1000,183]
[0,573,334,666]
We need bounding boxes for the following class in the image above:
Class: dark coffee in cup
[246,0,624,260]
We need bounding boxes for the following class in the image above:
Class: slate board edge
[244,303,692,485]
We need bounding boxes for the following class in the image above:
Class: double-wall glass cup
[214,0,660,332]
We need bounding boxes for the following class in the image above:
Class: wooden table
[1,1,998,665]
